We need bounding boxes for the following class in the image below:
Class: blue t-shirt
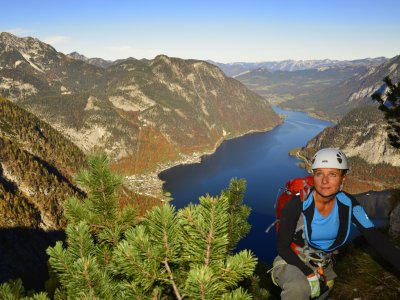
[310,200,340,250]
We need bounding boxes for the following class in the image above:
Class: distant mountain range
[213,54,400,193]
[212,55,399,122]
[211,58,387,77]
[281,55,400,120]
[67,51,114,68]
[0,32,281,178]
[233,65,369,104]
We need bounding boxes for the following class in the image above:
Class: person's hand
[307,273,320,298]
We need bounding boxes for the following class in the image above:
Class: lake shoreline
[276,105,338,123]
[126,117,285,197]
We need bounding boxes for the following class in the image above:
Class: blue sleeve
[352,204,375,229]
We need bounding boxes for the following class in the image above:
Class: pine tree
[44,154,257,299]
[372,76,400,148]
[0,279,49,300]
[222,178,251,252]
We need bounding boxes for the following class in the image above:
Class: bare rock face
[305,106,400,166]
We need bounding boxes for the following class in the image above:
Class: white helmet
[311,148,349,170]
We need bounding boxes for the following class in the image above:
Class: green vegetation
[1,154,265,299]
[372,76,400,148]
[0,97,86,228]
[0,97,86,177]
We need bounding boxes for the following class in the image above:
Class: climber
[270,148,400,299]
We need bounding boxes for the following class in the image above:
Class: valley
[1,30,400,297]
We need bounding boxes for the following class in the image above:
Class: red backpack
[266,176,314,233]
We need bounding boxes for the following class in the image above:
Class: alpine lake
[159,107,333,263]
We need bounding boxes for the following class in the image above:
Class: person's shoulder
[340,191,360,206]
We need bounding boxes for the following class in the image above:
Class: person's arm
[348,194,400,272]
[277,196,314,276]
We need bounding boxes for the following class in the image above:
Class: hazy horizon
[1,0,399,63]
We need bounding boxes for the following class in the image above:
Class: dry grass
[331,236,400,300]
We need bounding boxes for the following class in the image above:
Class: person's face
[313,168,346,198]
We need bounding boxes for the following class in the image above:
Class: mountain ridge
[211,57,387,77]
[0,32,281,195]
[67,51,114,68]
[281,55,400,120]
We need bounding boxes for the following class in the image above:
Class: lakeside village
[125,151,206,197]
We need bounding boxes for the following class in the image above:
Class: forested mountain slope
[0,97,86,229]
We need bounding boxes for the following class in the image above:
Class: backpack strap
[265,177,313,233]
[265,220,279,233]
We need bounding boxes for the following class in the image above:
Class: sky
[1,0,400,63]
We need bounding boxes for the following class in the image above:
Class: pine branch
[221,288,252,300]
[205,202,215,267]
[183,265,224,300]
[119,280,151,299]
[179,195,229,266]
[47,242,74,285]
[47,156,257,299]
[218,250,257,288]
[64,196,91,224]
[144,205,180,262]
[0,279,25,299]
[163,259,182,300]
[180,206,208,240]
[65,222,95,261]
[223,178,251,252]
[113,240,159,284]
[82,259,93,291]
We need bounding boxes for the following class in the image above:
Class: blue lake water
[159,107,333,263]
